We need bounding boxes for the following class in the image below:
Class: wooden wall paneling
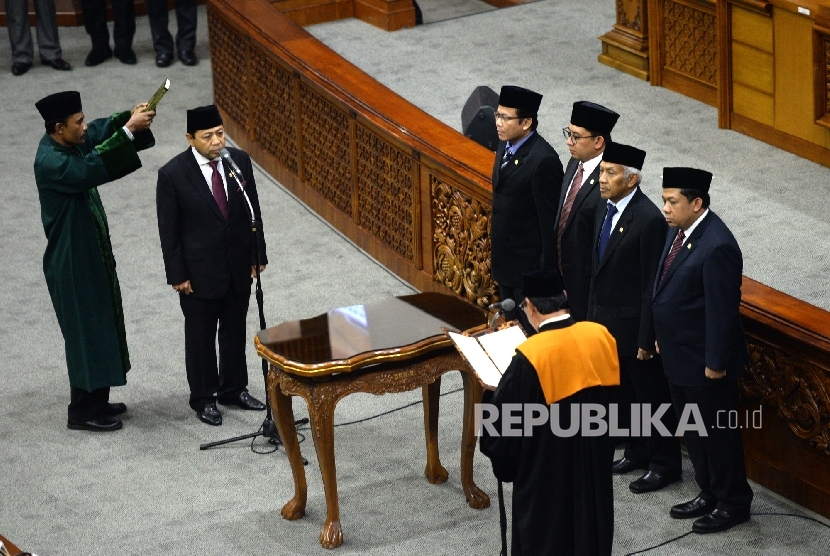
[270,0,354,27]
[729,2,775,127]
[598,0,651,80]
[648,0,665,86]
[352,0,416,31]
[208,8,252,135]
[773,7,830,147]
[814,21,830,128]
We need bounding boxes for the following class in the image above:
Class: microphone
[488,299,515,313]
[219,148,246,187]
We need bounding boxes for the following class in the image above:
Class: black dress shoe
[42,58,72,71]
[611,457,648,475]
[179,50,198,66]
[67,416,123,432]
[85,46,113,66]
[103,402,127,417]
[629,470,682,493]
[197,403,222,426]
[155,52,173,68]
[218,391,265,410]
[115,48,137,65]
[692,508,750,533]
[11,62,32,76]
[670,495,717,519]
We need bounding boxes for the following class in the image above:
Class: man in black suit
[146,0,198,67]
[653,167,753,533]
[80,0,137,65]
[556,101,619,322]
[490,86,563,332]
[587,143,681,493]
[156,105,268,426]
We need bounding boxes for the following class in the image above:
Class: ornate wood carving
[815,28,830,129]
[300,83,353,214]
[207,9,249,131]
[619,0,643,31]
[355,124,415,262]
[251,48,299,175]
[742,340,830,453]
[662,0,718,86]
[599,0,650,80]
[430,176,494,307]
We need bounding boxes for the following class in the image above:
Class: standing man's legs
[146,0,173,58]
[5,0,35,68]
[174,0,197,60]
[179,293,222,413]
[216,288,250,402]
[111,0,136,63]
[80,0,112,65]
[68,386,122,431]
[32,0,62,62]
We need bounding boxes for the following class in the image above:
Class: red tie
[209,160,228,220]
[658,229,686,285]
[557,162,584,269]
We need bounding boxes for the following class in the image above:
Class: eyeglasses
[495,112,522,123]
[519,299,527,310]
[562,128,598,142]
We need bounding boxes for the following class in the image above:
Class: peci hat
[570,101,619,134]
[522,269,565,299]
[602,142,646,170]
[187,105,223,135]
[498,86,543,114]
[662,167,712,192]
[36,91,82,122]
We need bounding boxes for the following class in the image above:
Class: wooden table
[255,292,491,549]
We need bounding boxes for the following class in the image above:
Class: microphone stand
[200,158,308,458]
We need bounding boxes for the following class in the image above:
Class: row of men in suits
[489,86,752,535]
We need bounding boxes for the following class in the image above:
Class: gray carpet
[2,3,830,556]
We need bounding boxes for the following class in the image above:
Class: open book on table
[445,322,527,390]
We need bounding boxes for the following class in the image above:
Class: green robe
[35,111,155,392]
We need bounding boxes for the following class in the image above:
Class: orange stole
[517,321,620,405]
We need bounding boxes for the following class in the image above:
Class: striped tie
[658,229,686,285]
[557,162,584,269]
[500,146,513,168]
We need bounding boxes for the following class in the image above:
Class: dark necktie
[597,202,618,261]
[557,162,585,269]
[658,229,686,285]
[500,146,514,168]
[209,160,228,220]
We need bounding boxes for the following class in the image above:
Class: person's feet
[218,390,266,410]
[197,403,222,426]
[42,58,72,71]
[67,416,123,432]
[156,52,173,68]
[85,46,113,67]
[11,62,31,76]
[114,47,137,65]
[178,50,197,66]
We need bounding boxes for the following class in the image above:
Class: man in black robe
[480,270,620,555]
[34,90,155,432]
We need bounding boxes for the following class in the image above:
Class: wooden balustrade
[208,0,830,518]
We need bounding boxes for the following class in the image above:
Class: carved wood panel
[208,9,249,130]
[299,83,353,214]
[251,47,299,175]
[816,30,830,129]
[430,176,494,307]
[742,339,830,454]
[662,0,717,86]
[618,0,644,32]
[355,125,415,262]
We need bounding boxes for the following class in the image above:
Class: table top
[256,292,487,376]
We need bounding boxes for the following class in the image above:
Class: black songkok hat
[662,167,712,193]
[498,86,543,114]
[36,91,82,122]
[602,142,646,170]
[187,105,223,134]
[570,101,619,133]
[522,270,565,299]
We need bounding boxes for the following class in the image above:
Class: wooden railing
[208,0,830,518]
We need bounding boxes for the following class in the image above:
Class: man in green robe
[34,90,155,432]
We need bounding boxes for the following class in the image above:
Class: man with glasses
[490,86,563,333]
[556,101,619,321]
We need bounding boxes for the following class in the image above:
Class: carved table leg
[270,371,307,521]
[460,370,490,509]
[423,377,449,484]
[309,388,344,549]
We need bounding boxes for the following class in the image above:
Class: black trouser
[68,386,110,421]
[179,288,250,411]
[669,379,754,513]
[497,284,534,335]
[80,0,135,52]
[146,0,197,55]
[618,355,682,474]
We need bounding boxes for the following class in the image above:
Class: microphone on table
[219,147,246,188]
[488,298,515,328]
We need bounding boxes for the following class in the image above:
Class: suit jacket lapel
[185,150,226,223]
[654,214,712,294]
[561,163,600,234]
[496,134,537,188]
[596,196,635,270]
